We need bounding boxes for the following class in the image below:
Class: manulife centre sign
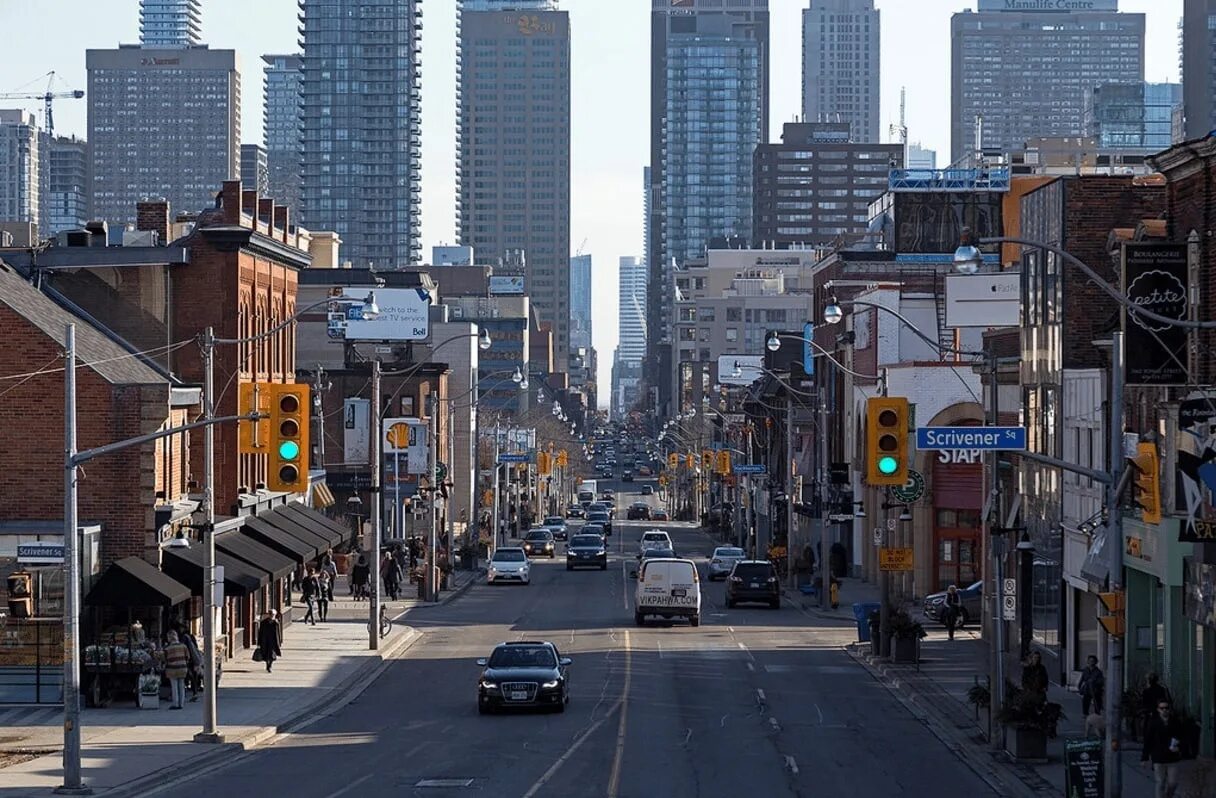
[979,0,1117,10]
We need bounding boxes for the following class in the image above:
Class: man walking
[1077,655,1105,717]
[1142,699,1186,798]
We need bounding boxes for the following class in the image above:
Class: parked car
[476,641,570,714]
[725,560,780,609]
[707,546,746,580]
[566,533,608,571]
[626,502,651,521]
[923,580,983,628]
[622,471,634,482]
[487,547,531,585]
[522,528,556,558]
[543,516,568,541]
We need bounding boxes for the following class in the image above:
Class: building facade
[801,0,879,143]
[648,0,769,412]
[950,2,1144,163]
[300,0,422,268]
[87,44,240,226]
[569,253,591,351]
[753,122,901,250]
[138,0,203,47]
[0,110,40,231]
[457,1,571,369]
[45,136,89,235]
[241,144,269,196]
[1085,82,1182,152]
[1182,0,1216,140]
[262,54,302,214]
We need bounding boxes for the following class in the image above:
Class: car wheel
[566,563,573,571]
[634,611,644,627]
[690,615,701,627]
[549,552,555,559]
[554,698,566,714]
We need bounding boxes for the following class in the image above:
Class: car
[707,546,746,580]
[638,466,653,477]
[641,484,654,495]
[586,510,613,535]
[651,508,669,522]
[725,560,780,609]
[566,533,608,570]
[622,471,634,482]
[640,546,676,562]
[476,641,571,714]
[523,528,556,558]
[635,558,701,627]
[637,530,673,559]
[487,547,531,585]
[565,503,585,519]
[582,522,607,538]
[923,580,984,628]
[626,502,651,521]
[543,516,568,541]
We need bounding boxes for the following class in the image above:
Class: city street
[142,481,997,798]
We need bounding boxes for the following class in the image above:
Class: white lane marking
[521,699,623,798]
[682,728,692,746]
[720,714,729,728]
[607,629,633,797]
[814,704,824,725]
[784,755,799,775]
[736,641,755,662]
[322,771,375,798]
[768,716,781,733]
[746,662,755,673]
[755,688,766,706]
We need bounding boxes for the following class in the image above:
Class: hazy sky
[0,0,1184,402]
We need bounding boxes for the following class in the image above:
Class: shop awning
[84,557,192,608]
[216,531,296,581]
[242,516,317,563]
[312,482,336,509]
[256,510,334,555]
[162,546,266,596]
[274,503,347,549]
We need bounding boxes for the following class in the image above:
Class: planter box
[1006,726,1048,761]
[891,636,918,664]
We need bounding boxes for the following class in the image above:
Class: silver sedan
[707,546,746,580]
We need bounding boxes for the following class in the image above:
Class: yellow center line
[607,628,632,797]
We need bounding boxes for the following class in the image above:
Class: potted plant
[137,673,161,709]
[997,682,1064,760]
[888,608,926,664]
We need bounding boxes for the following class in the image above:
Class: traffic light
[703,450,714,470]
[267,383,311,492]
[865,397,909,486]
[237,382,272,453]
[537,451,552,476]
[1131,442,1162,525]
[6,571,32,619]
[668,453,678,471]
[556,450,568,468]
[717,451,731,475]
[685,453,695,469]
[1097,591,1125,637]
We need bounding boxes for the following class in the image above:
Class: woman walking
[943,585,962,640]
[256,610,282,673]
[162,631,190,710]
[300,567,319,625]
[316,569,332,622]
[351,551,370,600]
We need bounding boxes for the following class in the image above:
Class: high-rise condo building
[801,0,879,142]
[240,144,269,196]
[46,135,89,235]
[262,54,303,214]
[1183,0,1216,140]
[570,253,592,352]
[139,0,203,47]
[0,110,40,230]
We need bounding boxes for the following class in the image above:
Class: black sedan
[586,511,613,536]
[522,528,556,558]
[566,533,608,570]
[477,641,571,714]
[626,502,651,521]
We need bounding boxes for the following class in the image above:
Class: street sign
[879,548,913,571]
[733,464,767,475]
[802,322,815,376]
[887,517,896,531]
[915,426,1026,451]
[724,414,745,424]
[17,544,64,565]
[873,528,883,546]
[325,470,372,492]
[827,513,855,523]
[1003,577,1017,595]
[891,469,926,503]
[498,453,529,464]
[1064,738,1104,798]
[1002,595,1017,621]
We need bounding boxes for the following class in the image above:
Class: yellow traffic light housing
[1097,591,1126,637]
[537,451,552,476]
[1131,442,1162,525]
[717,451,731,475]
[866,397,909,486]
[267,383,311,492]
[685,453,695,469]
[668,453,678,471]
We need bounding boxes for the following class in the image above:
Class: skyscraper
[801,0,880,142]
[45,136,89,235]
[648,0,769,409]
[262,54,303,214]
[240,144,269,195]
[1086,82,1182,152]
[613,255,647,419]
[457,0,571,368]
[570,254,592,352]
[1183,0,1216,140]
[139,0,203,47]
[87,1,239,225]
[0,110,40,230]
[300,0,422,268]
[951,1,1144,163]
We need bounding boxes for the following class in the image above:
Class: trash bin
[853,602,881,642]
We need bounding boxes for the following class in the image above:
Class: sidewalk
[787,578,1200,797]
[0,567,481,796]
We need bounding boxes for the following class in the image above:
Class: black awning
[243,516,317,563]
[216,530,296,581]
[274,504,346,549]
[162,546,266,596]
[257,510,333,554]
[84,557,192,608]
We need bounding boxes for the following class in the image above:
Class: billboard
[718,354,763,386]
[341,288,432,341]
[893,192,1003,256]
[945,273,1020,328]
[489,276,525,295]
[343,398,370,464]
[383,417,429,474]
[1122,242,1188,386]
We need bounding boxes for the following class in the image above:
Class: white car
[707,546,747,580]
[637,530,673,560]
[487,547,531,585]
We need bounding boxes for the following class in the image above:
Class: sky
[0,0,1185,405]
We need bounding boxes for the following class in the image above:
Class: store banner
[1122,242,1189,386]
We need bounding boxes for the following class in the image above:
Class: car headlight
[541,680,560,689]
[481,681,497,689]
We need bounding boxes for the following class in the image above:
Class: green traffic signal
[278,440,300,461]
[877,455,899,475]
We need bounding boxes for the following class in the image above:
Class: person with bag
[300,567,319,625]
[162,631,190,709]
[255,610,281,673]
[351,551,370,601]
[1077,655,1105,717]
[1142,699,1186,798]
[320,552,338,602]
[316,570,331,622]
[943,584,962,641]
[382,551,401,601]
[177,624,204,702]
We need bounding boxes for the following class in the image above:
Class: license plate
[750,582,761,588]
[510,691,527,701]
[671,589,686,597]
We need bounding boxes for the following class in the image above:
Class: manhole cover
[415,779,474,788]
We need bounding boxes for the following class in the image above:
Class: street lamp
[478,329,492,351]
[823,300,844,326]
[511,366,523,383]
[952,243,984,275]
[766,331,781,352]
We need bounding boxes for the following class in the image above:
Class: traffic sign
[17,544,64,565]
[891,469,925,503]
[916,426,1026,451]
[733,464,767,475]
[1002,594,1017,620]
[1003,577,1017,595]
[872,528,883,546]
[879,548,913,571]
[498,453,529,464]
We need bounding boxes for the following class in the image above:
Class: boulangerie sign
[1122,242,1189,386]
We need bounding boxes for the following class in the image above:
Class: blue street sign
[734,464,768,475]
[17,543,65,564]
[498,453,530,464]
[916,426,1027,451]
[802,321,815,377]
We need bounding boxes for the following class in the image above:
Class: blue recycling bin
[853,602,881,642]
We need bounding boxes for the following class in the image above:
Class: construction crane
[0,72,85,140]
[575,238,588,258]
[888,86,907,146]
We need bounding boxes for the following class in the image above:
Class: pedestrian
[1139,673,1172,739]
[316,569,331,622]
[162,631,190,710]
[320,552,338,602]
[177,624,203,702]
[1078,655,1105,716]
[943,584,962,640]
[351,551,370,601]
[382,551,399,600]
[1021,650,1049,699]
[300,566,319,625]
[1141,699,1186,798]
[256,610,282,673]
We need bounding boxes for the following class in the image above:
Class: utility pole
[819,371,830,610]
[877,367,891,658]
[785,392,796,591]
[1105,331,1126,798]
[985,349,1005,750]
[60,324,88,795]
[368,358,381,650]
[426,392,438,602]
[491,426,501,554]
[194,326,223,745]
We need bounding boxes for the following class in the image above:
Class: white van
[634,558,701,627]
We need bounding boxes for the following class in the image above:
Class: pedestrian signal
[6,572,32,619]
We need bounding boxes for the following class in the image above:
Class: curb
[98,626,423,798]
[844,643,1040,798]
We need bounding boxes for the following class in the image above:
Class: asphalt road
[148,479,997,798]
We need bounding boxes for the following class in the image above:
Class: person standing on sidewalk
[320,552,338,602]
[316,569,332,622]
[943,585,962,640]
[1077,655,1105,717]
[1142,699,1186,798]
[177,624,203,702]
[301,566,319,625]
[1021,650,1049,700]
[383,550,401,601]
[256,611,282,673]
[162,631,189,710]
